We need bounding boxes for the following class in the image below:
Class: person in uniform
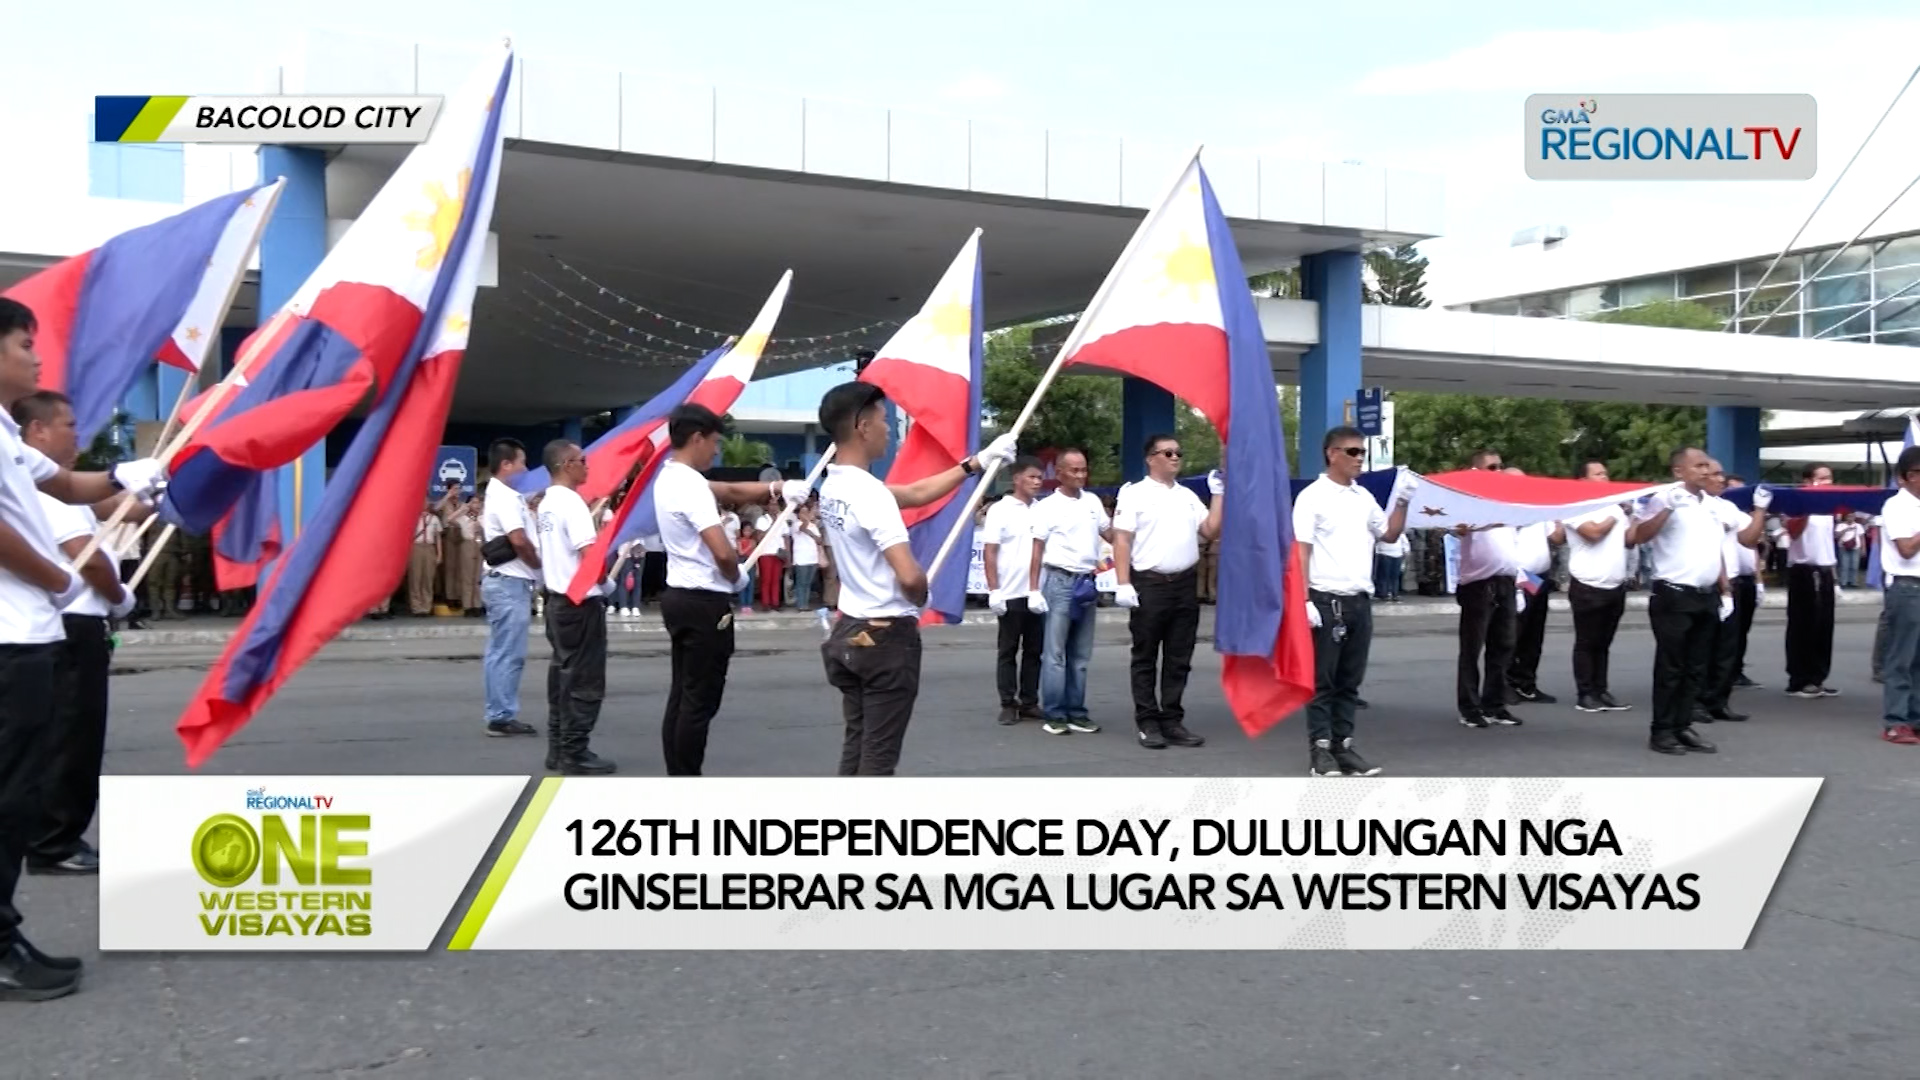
[1505,467,1565,706]
[982,457,1046,726]
[1564,458,1636,713]
[1698,459,1767,724]
[531,441,615,775]
[1452,449,1523,728]
[1873,445,1920,746]
[1027,448,1113,736]
[1627,447,1728,756]
[1782,462,1841,698]
[479,438,542,738]
[407,496,444,616]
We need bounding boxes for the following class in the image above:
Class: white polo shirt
[981,495,1036,604]
[818,464,915,619]
[1710,496,1757,577]
[0,411,64,644]
[1112,477,1208,574]
[788,518,822,567]
[533,484,603,598]
[1636,485,1727,589]
[481,477,537,581]
[1457,526,1520,586]
[1565,507,1629,590]
[1879,488,1920,578]
[1515,522,1554,578]
[1788,512,1837,567]
[37,494,119,618]
[653,459,735,594]
[1291,474,1387,596]
[1030,489,1111,574]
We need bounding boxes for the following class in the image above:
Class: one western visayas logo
[191,788,371,938]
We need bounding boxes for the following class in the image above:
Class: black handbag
[481,535,518,567]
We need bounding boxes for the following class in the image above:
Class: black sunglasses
[1152,448,1182,458]
[1334,447,1365,458]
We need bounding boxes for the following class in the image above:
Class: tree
[77,413,129,471]
[1363,244,1430,308]
[981,325,1122,483]
[720,433,775,467]
[1249,267,1300,299]
[1391,393,1570,475]
[1174,400,1219,473]
[1585,298,1723,332]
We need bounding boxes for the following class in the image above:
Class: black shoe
[1816,685,1841,698]
[997,705,1019,726]
[1332,738,1382,777]
[0,941,79,1002]
[1733,675,1761,690]
[1161,722,1205,748]
[487,720,537,737]
[545,747,560,771]
[1675,727,1717,753]
[1526,689,1558,705]
[1309,740,1341,777]
[1137,723,1167,750]
[1648,732,1688,756]
[1707,708,1749,722]
[1017,704,1045,721]
[1459,713,1490,728]
[1484,707,1523,726]
[1692,709,1716,725]
[1597,693,1631,712]
[1355,698,1370,710]
[561,751,616,776]
[27,850,98,876]
[1510,686,1555,704]
[15,936,81,972]
[1575,695,1606,713]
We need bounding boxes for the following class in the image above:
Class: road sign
[429,445,478,502]
[1356,386,1384,437]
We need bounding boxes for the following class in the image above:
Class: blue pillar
[562,416,584,446]
[1296,251,1364,478]
[260,146,329,547]
[1121,377,1177,482]
[1708,405,1762,482]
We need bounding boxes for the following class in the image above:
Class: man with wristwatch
[1627,446,1733,757]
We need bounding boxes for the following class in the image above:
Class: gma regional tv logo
[1524,93,1816,181]
[191,788,372,939]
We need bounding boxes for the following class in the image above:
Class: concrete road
[8,608,1917,1079]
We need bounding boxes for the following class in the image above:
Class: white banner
[99,776,525,951]
[967,531,1117,595]
[452,777,1818,951]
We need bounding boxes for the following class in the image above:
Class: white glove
[111,458,167,504]
[1114,583,1140,608]
[777,480,810,510]
[989,596,1007,617]
[50,568,88,610]
[1304,600,1322,629]
[1391,467,1419,505]
[109,587,137,619]
[1207,470,1224,497]
[976,432,1019,469]
[1027,589,1049,615]
[1751,484,1772,510]
[1719,594,1735,622]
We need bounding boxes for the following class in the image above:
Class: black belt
[1044,565,1093,578]
[1654,580,1717,595]
[1890,575,1920,585]
[1134,567,1196,583]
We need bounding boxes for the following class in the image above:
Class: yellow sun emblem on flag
[403,168,472,271]
[1152,235,1217,302]
[923,296,973,342]
[733,331,770,358]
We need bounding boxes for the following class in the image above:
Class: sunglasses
[1152,448,1182,459]
[1334,447,1366,458]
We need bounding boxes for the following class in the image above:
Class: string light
[521,273,715,355]
[548,256,901,345]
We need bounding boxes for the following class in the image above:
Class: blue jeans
[793,564,819,610]
[1838,551,1860,588]
[610,556,643,609]
[1040,569,1096,720]
[1881,578,1920,729]
[482,573,534,722]
[1373,554,1403,599]
[736,567,756,608]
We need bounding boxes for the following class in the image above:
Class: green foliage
[1249,267,1300,298]
[77,414,128,472]
[1174,401,1220,473]
[719,433,776,467]
[1585,298,1724,331]
[1364,245,1430,308]
[982,325,1122,483]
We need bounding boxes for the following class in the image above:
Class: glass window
[1739,283,1800,318]
[1520,292,1568,318]
[1811,274,1870,308]
[1878,296,1920,333]
[1739,314,1800,337]
[1739,256,1798,290]
[1472,299,1521,316]
[1567,286,1609,316]
[1680,266,1735,297]
[1876,264,1920,302]
[1690,293,1738,322]
[1618,276,1675,307]
[1873,234,1920,270]
[1809,305,1870,337]
[1875,329,1920,348]
[1806,245,1873,278]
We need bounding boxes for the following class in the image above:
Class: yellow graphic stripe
[121,96,189,142]
[447,776,562,950]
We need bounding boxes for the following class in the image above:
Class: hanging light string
[547,256,901,345]
[523,272,715,356]
[510,284,891,368]
[504,293,716,366]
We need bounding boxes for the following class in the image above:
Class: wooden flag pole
[126,523,175,591]
[742,445,837,566]
[68,177,289,574]
[920,146,1204,590]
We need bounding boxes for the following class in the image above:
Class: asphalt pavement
[7,605,1917,1079]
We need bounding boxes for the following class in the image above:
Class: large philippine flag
[1056,152,1310,736]
[857,230,984,625]
[3,181,280,442]
[174,45,512,766]
[1400,470,1669,528]
[563,273,793,603]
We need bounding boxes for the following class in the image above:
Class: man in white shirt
[787,500,827,628]
[1722,473,1765,692]
[1112,434,1223,750]
[651,404,803,776]
[1627,446,1730,756]
[815,382,1016,775]
[1293,426,1417,777]
[17,392,142,879]
[1698,460,1768,723]
[1782,462,1841,698]
[1564,459,1637,713]
[1452,449,1523,728]
[0,299,166,1000]
[479,438,541,739]
[1874,445,1920,746]
[1503,468,1565,707]
[532,440,616,775]
[1028,448,1113,736]
[982,458,1046,726]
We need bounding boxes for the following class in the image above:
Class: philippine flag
[563,273,793,603]
[173,45,511,766]
[1056,151,1311,736]
[857,230,984,625]
[3,182,280,442]
[1399,470,1668,528]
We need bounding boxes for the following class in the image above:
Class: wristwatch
[961,456,982,477]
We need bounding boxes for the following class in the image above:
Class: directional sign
[430,445,478,502]
[1355,386,1385,437]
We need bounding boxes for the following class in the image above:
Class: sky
[11,0,1920,293]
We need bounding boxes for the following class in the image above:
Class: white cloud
[938,73,1011,101]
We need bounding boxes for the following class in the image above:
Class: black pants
[1568,580,1625,699]
[1456,576,1517,716]
[1700,575,1757,711]
[995,598,1043,709]
[0,643,59,949]
[1650,585,1716,734]
[1128,569,1201,728]
[823,615,922,776]
[660,587,736,775]
[31,617,110,864]
[1729,573,1758,684]
[1507,581,1555,693]
[1307,591,1373,744]
[1785,565,1835,690]
[543,593,607,759]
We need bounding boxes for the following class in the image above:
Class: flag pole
[921,145,1204,589]
[69,178,289,574]
[126,523,176,591]
[743,445,838,565]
